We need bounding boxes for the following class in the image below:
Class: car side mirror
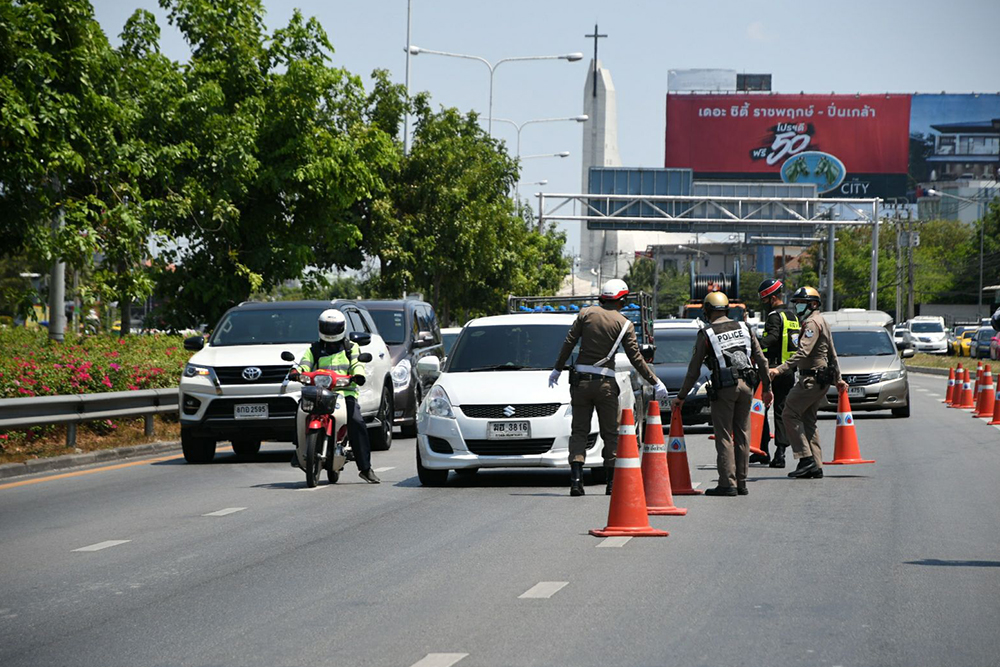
[640,343,655,363]
[184,335,205,351]
[414,331,435,348]
[349,332,372,347]
[901,348,915,359]
[416,356,441,380]
[280,351,295,362]
[357,352,373,363]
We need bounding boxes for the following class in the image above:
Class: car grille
[427,436,454,454]
[465,438,555,456]
[843,373,883,386]
[204,397,298,420]
[459,403,561,419]
[213,365,292,385]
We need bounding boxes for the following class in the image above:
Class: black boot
[704,486,737,497]
[737,483,749,496]
[359,468,381,484]
[569,462,585,497]
[604,466,615,496]
[769,445,787,468]
[788,456,819,479]
[749,453,771,465]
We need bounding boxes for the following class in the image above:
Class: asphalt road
[1,372,998,667]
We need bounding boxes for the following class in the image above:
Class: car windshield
[978,329,993,341]
[893,329,908,337]
[367,310,406,345]
[209,308,324,346]
[910,322,943,333]
[441,331,460,356]
[832,331,896,356]
[447,323,572,372]
[653,329,698,364]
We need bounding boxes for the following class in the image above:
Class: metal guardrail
[0,389,178,447]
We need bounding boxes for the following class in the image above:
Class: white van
[906,316,948,354]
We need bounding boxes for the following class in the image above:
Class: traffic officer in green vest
[753,278,799,468]
[288,309,380,484]
[769,286,849,479]
[673,291,772,496]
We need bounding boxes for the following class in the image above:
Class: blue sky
[91,0,1000,253]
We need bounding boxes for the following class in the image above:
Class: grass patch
[0,415,181,465]
[910,353,998,374]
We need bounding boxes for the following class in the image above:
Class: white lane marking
[373,466,395,473]
[410,654,468,667]
[928,393,942,398]
[692,481,702,489]
[73,540,130,552]
[518,581,569,599]
[917,388,929,392]
[203,507,246,517]
[597,536,632,548]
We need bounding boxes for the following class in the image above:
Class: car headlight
[882,369,905,381]
[421,384,455,419]
[391,359,412,389]
[184,363,212,378]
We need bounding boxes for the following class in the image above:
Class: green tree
[623,257,690,318]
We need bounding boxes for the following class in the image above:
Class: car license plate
[847,387,865,398]
[487,421,530,440]
[234,403,268,420]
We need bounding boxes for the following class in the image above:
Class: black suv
[358,299,444,437]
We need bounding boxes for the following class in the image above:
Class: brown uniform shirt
[775,310,842,383]
[678,316,771,399]
[553,304,658,385]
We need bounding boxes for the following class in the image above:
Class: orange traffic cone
[974,368,995,419]
[951,369,975,409]
[989,383,1000,425]
[972,362,983,402]
[640,401,686,516]
[948,362,964,406]
[824,388,875,465]
[665,405,703,495]
[748,384,767,457]
[943,367,956,404]
[590,409,669,537]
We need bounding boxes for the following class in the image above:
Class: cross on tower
[584,23,607,98]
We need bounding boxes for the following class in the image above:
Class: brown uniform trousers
[782,376,828,469]
[568,376,620,464]
[711,379,754,488]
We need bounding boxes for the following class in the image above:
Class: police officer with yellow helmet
[768,286,849,479]
[754,278,799,468]
[673,291,772,496]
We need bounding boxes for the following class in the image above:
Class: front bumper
[819,376,909,411]
[179,379,300,442]
[416,406,604,470]
[392,381,417,427]
[914,340,947,354]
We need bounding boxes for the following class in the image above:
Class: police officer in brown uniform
[672,292,772,496]
[769,286,849,479]
[550,279,668,497]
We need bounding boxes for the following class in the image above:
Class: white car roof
[654,319,702,330]
[465,313,577,327]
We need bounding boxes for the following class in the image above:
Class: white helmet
[318,309,346,343]
[599,278,629,302]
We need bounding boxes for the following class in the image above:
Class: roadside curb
[0,440,181,481]
[908,366,950,377]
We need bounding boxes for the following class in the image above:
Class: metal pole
[907,210,914,320]
[895,222,902,322]
[515,125,522,202]
[402,0,412,155]
[978,201,984,318]
[487,65,495,136]
[827,224,835,308]
[48,176,66,342]
[652,247,660,318]
[869,201,880,311]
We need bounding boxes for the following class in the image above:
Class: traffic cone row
[950,368,976,409]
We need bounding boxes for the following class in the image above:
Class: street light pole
[407,46,583,135]
[494,116,587,200]
[402,0,412,155]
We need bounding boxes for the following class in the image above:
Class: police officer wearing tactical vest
[550,279,669,497]
[673,292,772,496]
[768,286,849,479]
[754,278,799,468]
[289,310,381,484]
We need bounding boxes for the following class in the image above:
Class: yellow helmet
[791,286,821,304]
[703,291,730,312]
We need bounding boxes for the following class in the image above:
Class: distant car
[969,326,994,359]
[650,319,711,426]
[953,329,977,357]
[906,316,948,354]
[991,332,1000,361]
[892,327,915,351]
[440,327,461,357]
[948,326,975,355]
[820,324,912,417]
[358,299,445,438]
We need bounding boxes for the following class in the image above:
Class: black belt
[576,372,617,382]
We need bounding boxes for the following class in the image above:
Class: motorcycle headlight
[300,399,315,412]
[391,360,412,389]
[882,369,905,381]
[421,384,455,419]
[315,375,333,389]
[184,364,212,378]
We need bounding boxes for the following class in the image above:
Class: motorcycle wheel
[305,431,324,488]
[325,447,340,484]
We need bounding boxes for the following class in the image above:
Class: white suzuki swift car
[413,313,645,486]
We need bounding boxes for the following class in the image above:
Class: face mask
[794,303,809,318]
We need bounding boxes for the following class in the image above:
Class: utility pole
[652,247,661,318]
[402,0,413,155]
[48,176,66,342]
[826,223,836,308]
[895,220,903,322]
[906,210,915,320]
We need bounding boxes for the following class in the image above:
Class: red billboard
[664,93,912,197]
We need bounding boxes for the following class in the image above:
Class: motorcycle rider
[289,309,380,484]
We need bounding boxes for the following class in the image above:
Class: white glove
[654,380,669,402]
[548,369,561,388]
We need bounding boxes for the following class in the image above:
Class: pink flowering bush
[0,328,193,399]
